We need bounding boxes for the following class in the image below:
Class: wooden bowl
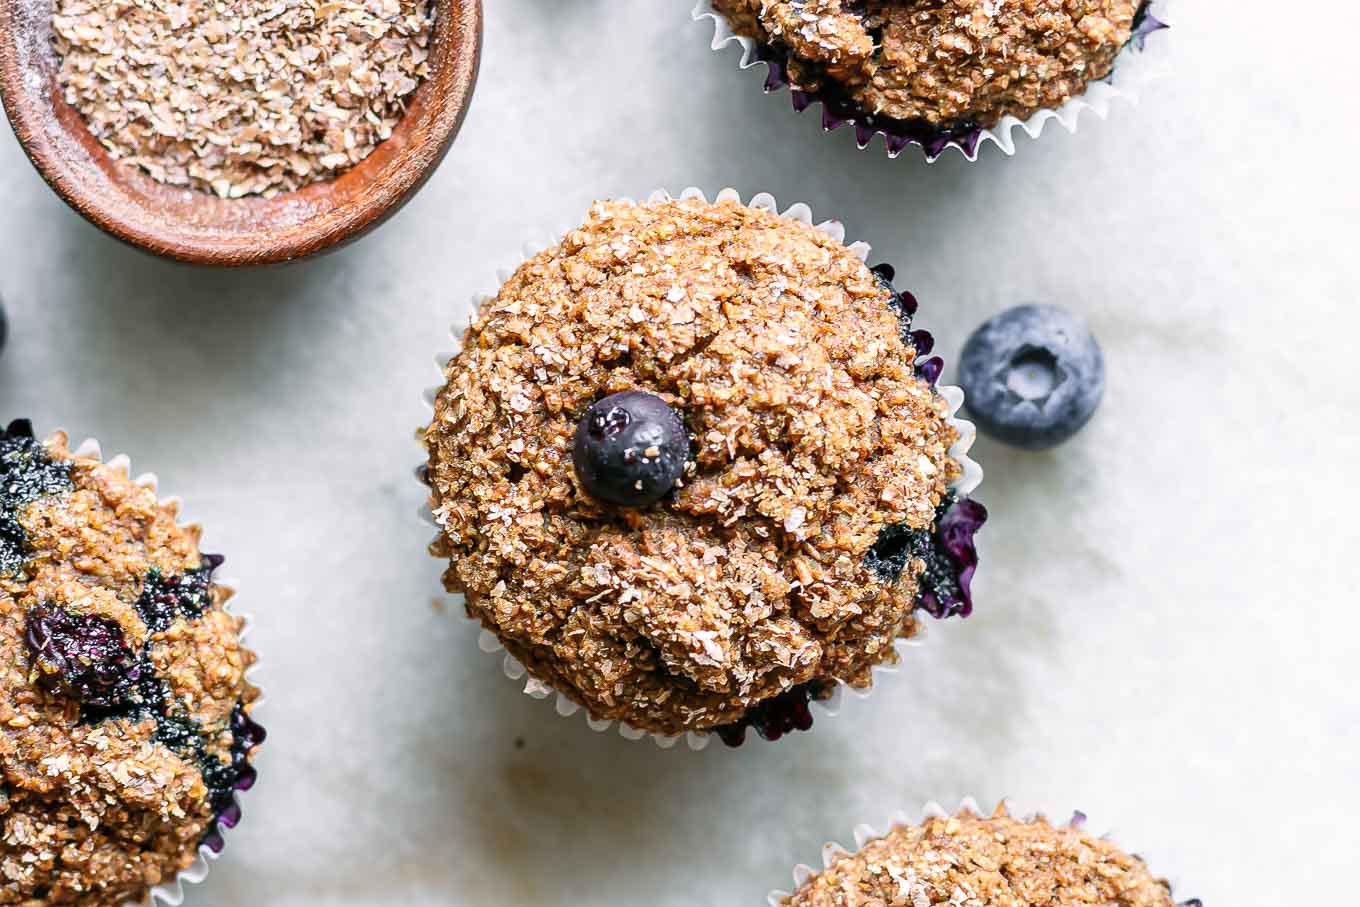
[0,0,481,266]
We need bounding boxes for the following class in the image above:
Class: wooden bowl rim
[0,0,482,267]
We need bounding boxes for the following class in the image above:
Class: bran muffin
[0,421,263,907]
[422,195,985,744]
[781,804,1197,907]
[707,0,1167,157]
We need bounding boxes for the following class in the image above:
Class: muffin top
[424,197,979,739]
[0,422,262,907]
[714,0,1143,130]
[782,806,1181,907]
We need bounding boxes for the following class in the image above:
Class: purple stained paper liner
[693,1,1170,163]
[418,187,985,751]
[200,703,267,854]
[916,497,988,621]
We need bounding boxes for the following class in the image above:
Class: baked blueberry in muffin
[778,803,1198,907]
[0,420,263,906]
[710,0,1168,158]
[422,195,984,743]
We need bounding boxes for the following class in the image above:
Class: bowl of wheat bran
[0,0,481,266]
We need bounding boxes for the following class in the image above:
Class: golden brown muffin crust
[1,430,259,907]
[783,806,1180,907]
[714,0,1140,129]
[425,198,961,736]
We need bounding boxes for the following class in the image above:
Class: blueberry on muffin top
[572,391,690,508]
[423,197,982,739]
[0,421,262,907]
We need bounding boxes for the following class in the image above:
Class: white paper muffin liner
[39,433,267,907]
[692,0,1172,163]
[767,797,1201,907]
[418,187,983,751]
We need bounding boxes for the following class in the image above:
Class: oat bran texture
[50,0,434,198]
[424,197,969,738]
[782,806,1180,907]
[0,423,261,907]
[714,0,1140,129]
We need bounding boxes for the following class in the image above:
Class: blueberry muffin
[781,805,1198,907]
[422,195,985,744]
[710,0,1166,155]
[0,421,263,906]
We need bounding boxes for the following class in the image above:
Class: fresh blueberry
[958,304,1105,450]
[25,604,141,707]
[0,301,7,357]
[572,391,688,508]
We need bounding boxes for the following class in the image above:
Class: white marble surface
[2,2,1357,905]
